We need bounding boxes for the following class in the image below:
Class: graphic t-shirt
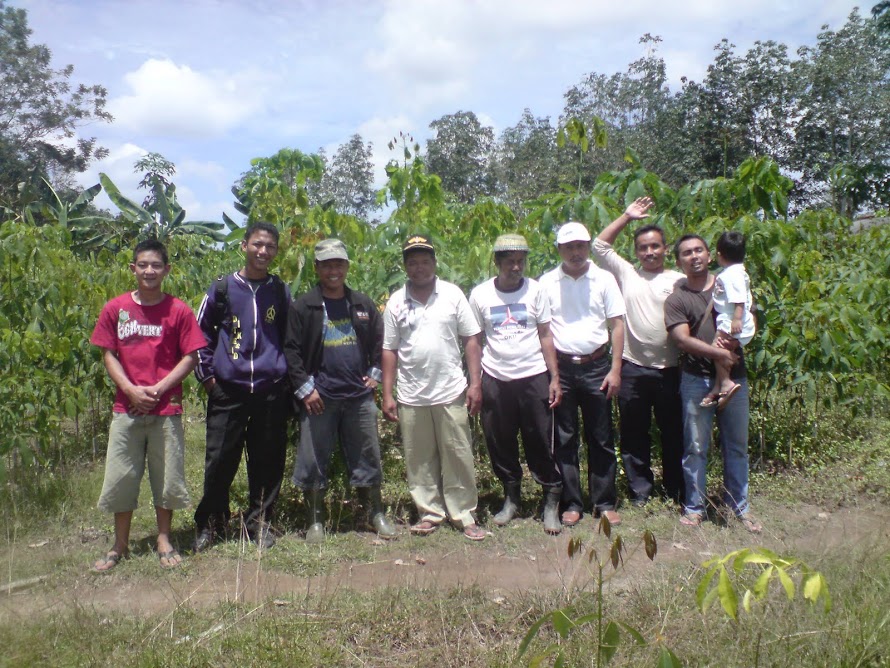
[469,277,550,381]
[315,297,368,399]
[90,292,207,414]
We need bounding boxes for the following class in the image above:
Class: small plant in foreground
[517,517,681,667]
[697,547,831,619]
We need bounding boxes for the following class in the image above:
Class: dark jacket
[195,272,291,394]
[285,284,383,400]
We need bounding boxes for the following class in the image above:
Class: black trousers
[554,356,616,515]
[481,372,561,489]
[194,380,288,533]
[617,361,684,504]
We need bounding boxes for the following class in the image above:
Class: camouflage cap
[315,238,349,262]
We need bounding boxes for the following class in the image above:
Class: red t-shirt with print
[90,292,207,415]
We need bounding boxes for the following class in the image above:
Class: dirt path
[2,503,887,621]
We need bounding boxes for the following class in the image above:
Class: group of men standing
[90,201,759,570]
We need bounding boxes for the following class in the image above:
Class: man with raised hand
[285,238,396,543]
[664,235,761,534]
[469,234,563,535]
[592,197,685,507]
[381,235,487,541]
[540,222,626,528]
[193,221,291,551]
[90,239,207,571]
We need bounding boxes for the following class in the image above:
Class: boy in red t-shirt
[90,240,207,571]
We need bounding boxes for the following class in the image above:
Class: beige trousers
[399,394,478,527]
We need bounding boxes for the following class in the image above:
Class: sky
[13,0,867,224]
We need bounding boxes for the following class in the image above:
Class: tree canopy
[0,0,111,207]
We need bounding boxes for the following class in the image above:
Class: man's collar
[405,277,438,302]
[557,262,593,280]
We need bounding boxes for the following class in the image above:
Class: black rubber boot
[542,487,563,535]
[305,488,326,544]
[359,486,398,539]
[493,483,522,526]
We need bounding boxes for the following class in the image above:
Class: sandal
[93,549,128,572]
[738,513,763,534]
[462,524,486,541]
[679,512,704,527]
[716,384,741,413]
[158,548,183,569]
[699,395,719,408]
[409,520,439,536]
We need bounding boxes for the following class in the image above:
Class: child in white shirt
[701,231,755,410]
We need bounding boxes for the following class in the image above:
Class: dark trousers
[618,361,684,504]
[292,393,382,490]
[554,356,616,514]
[481,372,561,489]
[194,380,288,534]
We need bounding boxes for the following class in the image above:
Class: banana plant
[99,172,227,244]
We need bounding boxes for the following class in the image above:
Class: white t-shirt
[591,239,684,368]
[539,263,626,354]
[714,263,755,344]
[383,278,481,406]
[469,277,549,381]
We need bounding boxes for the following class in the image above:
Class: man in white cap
[540,222,626,527]
[468,234,563,534]
[285,238,396,542]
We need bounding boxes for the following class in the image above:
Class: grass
[1,406,889,667]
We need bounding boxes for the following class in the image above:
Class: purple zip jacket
[195,272,291,394]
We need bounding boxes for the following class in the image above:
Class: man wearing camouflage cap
[285,238,396,542]
[468,234,564,534]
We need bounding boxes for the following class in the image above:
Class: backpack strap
[215,272,288,337]
[214,274,231,333]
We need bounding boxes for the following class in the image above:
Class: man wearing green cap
[469,234,564,534]
[285,238,396,542]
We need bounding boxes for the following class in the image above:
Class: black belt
[556,346,606,365]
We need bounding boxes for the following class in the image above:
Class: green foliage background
[1,154,887,482]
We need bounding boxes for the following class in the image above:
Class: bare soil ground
[3,501,886,622]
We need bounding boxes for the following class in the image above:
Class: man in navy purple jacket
[193,222,291,551]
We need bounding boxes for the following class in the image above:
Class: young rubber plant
[697,547,831,620]
[517,517,682,668]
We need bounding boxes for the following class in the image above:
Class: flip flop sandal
[679,513,704,527]
[409,520,439,536]
[158,549,183,569]
[700,395,719,408]
[463,524,486,541]
[93,550,128,572]
[716,384,741,413]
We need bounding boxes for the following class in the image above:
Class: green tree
[235,147,325,227]
[319,134,379,222]
[874,0,890,33]
[790,9,890,215]
[491,109,560,215]
[0,1,111,206]
[425,111,496,203]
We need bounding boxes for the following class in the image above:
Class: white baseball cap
[556,222,591,246]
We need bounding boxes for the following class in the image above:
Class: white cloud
[108,59,268,138]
